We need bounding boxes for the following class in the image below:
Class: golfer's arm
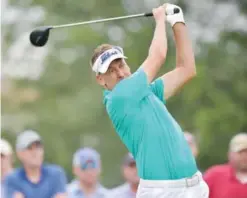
[161,23,196,100]
[142,20,167,83]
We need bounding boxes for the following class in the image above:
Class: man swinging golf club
[91,3,209,198]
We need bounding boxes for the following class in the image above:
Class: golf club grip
[144,7,180,17]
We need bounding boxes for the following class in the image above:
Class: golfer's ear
[96,75,105,86]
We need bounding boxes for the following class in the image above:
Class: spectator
[4,130,67,198]
[1,139,14,197]
[184,132,198,158]
[67,147,108,198]
[204,132,247,198]
[109,153,139,198]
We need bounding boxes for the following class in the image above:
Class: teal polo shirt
[103,67,198,180]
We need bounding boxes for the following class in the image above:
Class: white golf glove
[165,4,185,27]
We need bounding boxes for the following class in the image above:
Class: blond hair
[90,44,113,67]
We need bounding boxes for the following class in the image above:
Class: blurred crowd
[1,130,247,198]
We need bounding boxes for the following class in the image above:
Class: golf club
[29,8,179,47]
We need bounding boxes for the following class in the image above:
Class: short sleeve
[53,167,67,195]
[149,78,166,104]
[112,67,148,101]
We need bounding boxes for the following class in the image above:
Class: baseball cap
[73,147,101,170]
[0,139,13,156]
[229,133,247,152]
[123,153,135,166]
[92,46,127,74]
[16,130,42,151]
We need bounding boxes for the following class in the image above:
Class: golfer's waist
[137,160,198,181]
[139,171,203,188]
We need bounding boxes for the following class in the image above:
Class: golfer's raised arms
[92,3,209,197]
[142,6,168,84]
[161,23,196,100]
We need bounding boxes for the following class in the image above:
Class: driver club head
[29,26,52,47]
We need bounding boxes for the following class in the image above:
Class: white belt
[139,171,202,188]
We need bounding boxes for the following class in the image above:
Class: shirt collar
[103,90,111,105]
[20,164,46,185]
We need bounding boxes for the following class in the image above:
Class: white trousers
[136,172,209,198]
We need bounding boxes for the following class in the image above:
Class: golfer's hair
[90,44,113,67]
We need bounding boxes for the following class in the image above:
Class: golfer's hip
[139,171,203,188]
[136,171,209,198]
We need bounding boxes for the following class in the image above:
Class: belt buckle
[185,175,199,187]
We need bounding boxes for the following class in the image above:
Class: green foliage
[2,0,247,187]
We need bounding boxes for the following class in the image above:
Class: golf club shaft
[52,13,151,29]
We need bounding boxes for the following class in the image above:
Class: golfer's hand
[165,4,185,27]
[152,6,166,23]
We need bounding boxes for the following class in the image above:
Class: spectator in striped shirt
[67,147,108,198]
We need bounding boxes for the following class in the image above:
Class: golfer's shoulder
[114,69,148,94]
[118,67,147,86]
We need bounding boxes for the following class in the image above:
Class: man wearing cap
[90,3,208,198]
[4,130,67,198]
[204,133,247,198]
[109,153,139,198]
[67,147,108,198]
[1,139,14,198]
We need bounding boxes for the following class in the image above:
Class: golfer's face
[101,59,131,90]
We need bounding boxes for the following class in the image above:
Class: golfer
[91,3,208,198]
